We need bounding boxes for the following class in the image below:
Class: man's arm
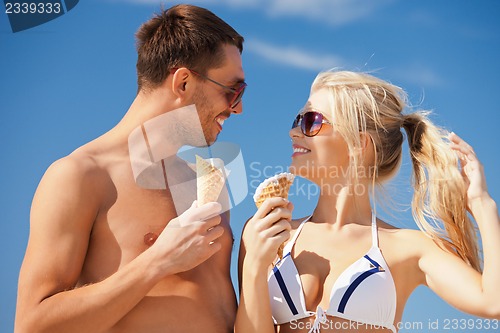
[15,157,224,333]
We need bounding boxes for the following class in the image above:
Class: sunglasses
[189,69,247,109]
[292,111,332,137]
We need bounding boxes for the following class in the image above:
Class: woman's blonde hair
[312,70,481,271]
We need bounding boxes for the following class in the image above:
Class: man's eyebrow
[226,75,246,85]
[227,75,245,85]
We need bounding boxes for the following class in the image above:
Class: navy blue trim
[273,266,299,315]
[363,255,384,271]
[337,255,384,313]
[274,252,291,266]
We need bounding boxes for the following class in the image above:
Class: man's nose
[230,101,243,114]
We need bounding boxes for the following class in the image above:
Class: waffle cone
[253,173,295,260]
[196,155,225,206]
[254,176,294,208]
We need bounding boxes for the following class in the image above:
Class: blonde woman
[236,71,500,333]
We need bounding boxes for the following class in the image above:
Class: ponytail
[402,112,481,271]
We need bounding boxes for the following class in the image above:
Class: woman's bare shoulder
[377,218,439,255]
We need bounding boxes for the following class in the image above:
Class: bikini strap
[371,213,379,248]
[282,215,311,255]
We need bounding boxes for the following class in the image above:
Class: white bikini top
[267,214,397,333]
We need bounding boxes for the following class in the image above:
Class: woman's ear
[360,132,376,163]
[170,67,193,99]
[360,132,372,150]
[350,132,374,158]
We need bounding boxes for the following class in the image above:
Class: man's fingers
[203,214,222,229]
[207,241,222,256]
[187,201,223,221]
[206,225,224,241]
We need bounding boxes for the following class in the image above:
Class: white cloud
[116,0,394,26]
[407,9,440,28]
[246,39,344,71]
[389,65,445,88]
[107,0,257,8]
[266,0,394,26]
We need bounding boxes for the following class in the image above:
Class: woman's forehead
[306,88,332,115]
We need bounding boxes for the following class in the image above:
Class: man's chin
[193,143,213,148]
[204,132,219,146]
[189,137,217,148]
[204,139,217,147]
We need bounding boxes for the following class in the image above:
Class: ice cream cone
[196,155,226,206]
[253,173,295,260]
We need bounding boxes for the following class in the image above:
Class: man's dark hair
[135,4,244,92]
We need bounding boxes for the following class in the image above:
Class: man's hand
[150,201,224,276]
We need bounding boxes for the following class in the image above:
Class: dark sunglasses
[292,111,332,137]
[189,69,247,109]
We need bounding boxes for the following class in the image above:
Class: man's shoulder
[51,150,99,175]
[31,150,110,218]
[42,149,109,192]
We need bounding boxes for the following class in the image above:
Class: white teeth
[293,147,310,153]
[216,118,225,126]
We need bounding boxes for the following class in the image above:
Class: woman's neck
[312,181,373,228]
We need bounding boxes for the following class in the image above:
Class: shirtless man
[15,5,245,333]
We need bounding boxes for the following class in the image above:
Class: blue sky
[1,0,500,331]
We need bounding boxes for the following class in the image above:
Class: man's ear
[170,68,193,99]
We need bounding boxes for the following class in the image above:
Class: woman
[236,71,500,332]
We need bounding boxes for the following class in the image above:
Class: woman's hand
[242,197,293,271]
[448,132,490,210]
[444,132,500,318]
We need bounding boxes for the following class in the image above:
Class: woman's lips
[292,144,311,157]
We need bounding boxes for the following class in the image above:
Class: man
[15,4,245,333]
